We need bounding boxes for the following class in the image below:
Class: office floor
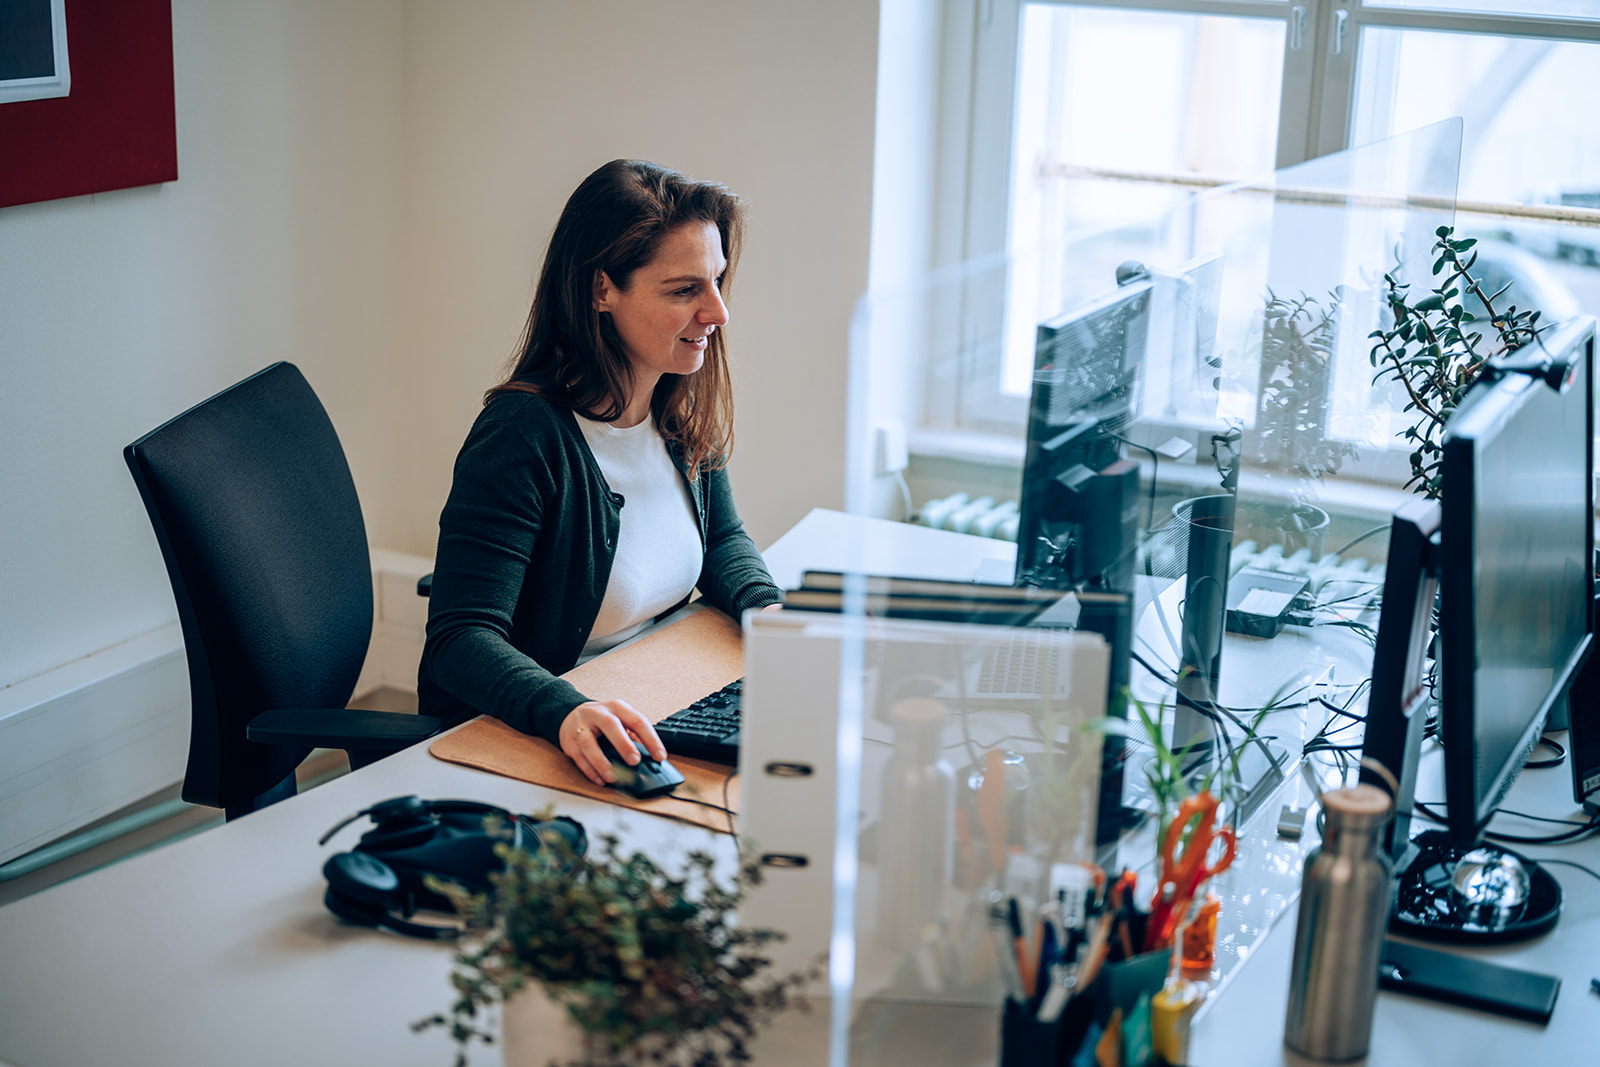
[0,686,418,910]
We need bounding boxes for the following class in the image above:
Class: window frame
[929,0,1600,444]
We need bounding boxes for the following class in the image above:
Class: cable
[1325,522,1391,559]
[1313,695,1368,724]
[1413,799,1600,845]
[1525,735,1566,770]
[1531,858,1600,884]
[1114,435,1160,532]
[1492,808,1596,828]
[892,470,914,522]
[1486,820,1600,845]
[674,768,740,837]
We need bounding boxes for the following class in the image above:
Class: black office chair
[125,362,441,820]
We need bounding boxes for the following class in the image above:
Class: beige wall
[0,0,876,691]
[389,0,876,557]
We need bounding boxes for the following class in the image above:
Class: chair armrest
[246,708,442,754]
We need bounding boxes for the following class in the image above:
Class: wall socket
[873,421,909,475]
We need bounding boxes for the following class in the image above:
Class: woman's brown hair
[489,159,744,478]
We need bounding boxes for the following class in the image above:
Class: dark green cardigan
[418,392,782,744]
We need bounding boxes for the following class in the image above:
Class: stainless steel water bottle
[1283,784,1394,1060]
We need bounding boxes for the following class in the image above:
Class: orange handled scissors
[1144,791,1236,953]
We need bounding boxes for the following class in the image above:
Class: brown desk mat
[427,607,744,834]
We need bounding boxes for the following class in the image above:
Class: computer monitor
[1367,316,1595,943]
[1568,645,1600,814]
[1149,253,1223,419]
[1013,269,1153,845]
[1013,271,1152,591]
[1439,321,1593,845]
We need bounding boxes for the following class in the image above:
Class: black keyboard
[653,678,742,765]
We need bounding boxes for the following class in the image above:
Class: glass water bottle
[877,696,956,951]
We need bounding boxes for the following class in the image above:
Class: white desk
[0,508,1595,1067]
[1192,754,1600,1066]
[0,509,1004,1067]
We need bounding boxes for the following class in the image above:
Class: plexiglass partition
[740,611,1110,1064]
[747,121,1462,1065]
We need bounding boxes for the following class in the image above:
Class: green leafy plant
[1256,287,1361,481]
[1094,686,1283,840]
[414,829,821,1067]
[1369,225,1547,497]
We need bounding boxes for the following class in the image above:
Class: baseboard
[0,549,434,867]
[367,548,431,696]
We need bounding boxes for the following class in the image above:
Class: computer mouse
[595,734,685,799]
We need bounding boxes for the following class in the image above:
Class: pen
[989,892,1029,1003]
[1006,896,1035,996]
[1036,919,1057,1001]
[955,807,979,889]
[1076,909,1115,990]
[1035,958,1076,1023]
[979,750,1009,876]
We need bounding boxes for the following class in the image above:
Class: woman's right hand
[558,699,668,787]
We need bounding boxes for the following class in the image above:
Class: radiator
[0,625,189,867]
[915,492,1020,541]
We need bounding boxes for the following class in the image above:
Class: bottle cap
[1321,784,1391,827]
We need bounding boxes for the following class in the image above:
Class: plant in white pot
[415,828,821,1067]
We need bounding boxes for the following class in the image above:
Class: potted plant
[414,827,821,1067]
[1255,287,1362,484]
[1080,688,1280,1021]
[1368,225,1547,498]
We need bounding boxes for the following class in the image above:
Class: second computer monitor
[1013,274,1153,590]
[1370,316,1596,943]
[1438,317,1595,844]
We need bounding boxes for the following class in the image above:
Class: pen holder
[1097,949,1170,1019]
[997,949,1169,1067]
[999,993,1094,1067]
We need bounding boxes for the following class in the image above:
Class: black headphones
[318,795,587,940]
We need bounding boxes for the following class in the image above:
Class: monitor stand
[1391,829,1562,942]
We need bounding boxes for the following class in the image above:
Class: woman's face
[595,220,729,389]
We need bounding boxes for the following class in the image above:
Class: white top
[573,413,702,659]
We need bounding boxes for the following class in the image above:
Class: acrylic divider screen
[737,610,1109,1064]
[837,121,1463,1063]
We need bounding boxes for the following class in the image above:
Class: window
[929,0,1600,451]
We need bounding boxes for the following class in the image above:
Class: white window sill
[908,427,1024,468]
[908,425,1414,523]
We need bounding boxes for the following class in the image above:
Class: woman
[419,159,783,787]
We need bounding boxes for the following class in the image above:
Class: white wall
[0,0,877,814]
[0,1,409,693]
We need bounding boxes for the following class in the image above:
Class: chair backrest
[125,362,373,810]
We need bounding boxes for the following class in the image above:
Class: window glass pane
[1351,29,1600,332]
[1003,4,1285,397]
[1363,0,1600,20]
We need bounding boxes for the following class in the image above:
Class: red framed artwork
[0,0,177,209]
